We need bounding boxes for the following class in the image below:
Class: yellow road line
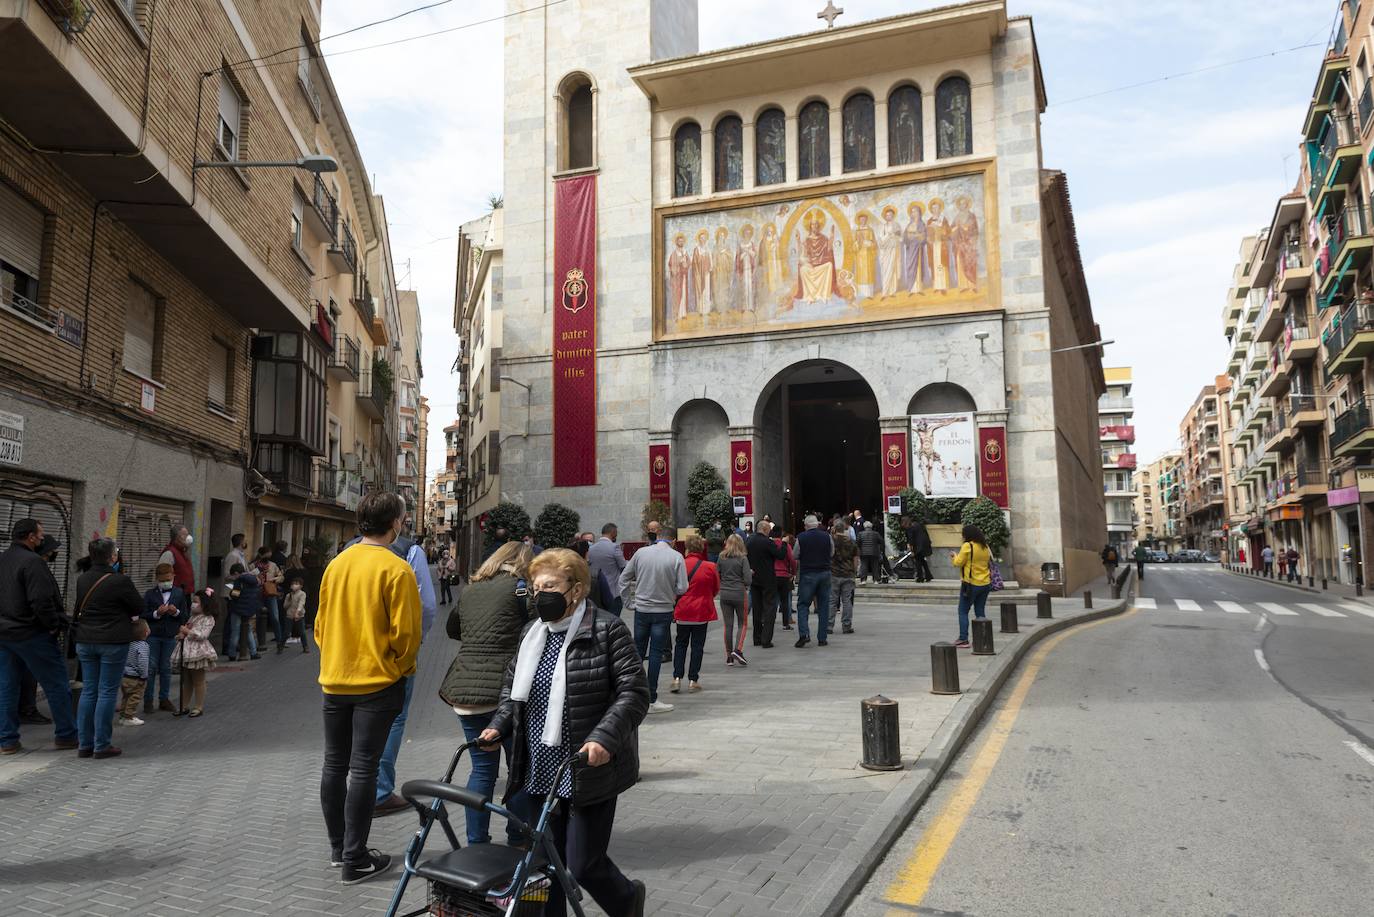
[882,605,1140,911]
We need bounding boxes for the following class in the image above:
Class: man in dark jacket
[142,562,190,713]
[905,517,934,583]
[745,521,785,648]
[0,518,78,754]
[856,521,885,583]
[794,516,833,647]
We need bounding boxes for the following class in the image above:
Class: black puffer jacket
[438,573,529,708]
[488,603,649,806]
[0,544,66,641]
[73,565,142,645]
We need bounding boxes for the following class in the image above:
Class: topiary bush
[695,489,736,532]
[686,462,727,527]
[534,502,581,549]
[483,501,532,552]
[961,495,1010,558]
[641,499,673,536]
[928,497,970,524]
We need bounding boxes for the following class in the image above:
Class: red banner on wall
[977,426,1009,508]
[648,444,671,505]
[881,432,909,501]
[552,174,597,487]
[729,440,753,516]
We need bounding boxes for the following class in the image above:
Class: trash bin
[1040,562,1064,597]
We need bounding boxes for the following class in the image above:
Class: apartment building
[0,1,374,590]
[1179,384,1227,554]
[1133,466,1155,546]
[1144,451,1184,552]
[396,289,424,522]
[418,394,430,536]
[1100,367,1138,551]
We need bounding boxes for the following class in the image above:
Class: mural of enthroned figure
[794,209,838,304]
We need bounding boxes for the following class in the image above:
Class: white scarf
[510,599,587,746]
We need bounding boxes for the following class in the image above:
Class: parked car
[1202,552,1219,563]
[1150,551,1169,563]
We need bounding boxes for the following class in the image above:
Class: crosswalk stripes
[1216,601,1250,615]
[1299,604,1347,618]
[1135,597,1156,609]
[1174,599,1202,611]
[1259,602,1300,616]
[1339,603,1374,620]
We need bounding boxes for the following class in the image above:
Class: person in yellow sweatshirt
[314,491,420,885]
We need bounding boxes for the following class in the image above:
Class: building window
[297,27,313,89]
[0,183,43,314]
[755,107,786,186]
[713,115,743,192]
[841,93,875,173]
[208,339,232,413]
[797,100,830,180]
[936,76,972,158]
[291,194,304,250]
[252,332,326,453]
[673,121,702,197]
[559,73,595,171]
[123,279,162,381]
[887,84,923,166]
[217,71,245,161]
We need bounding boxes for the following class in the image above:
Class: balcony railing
[352,280,375,325]
[315,463,339,500]
[1289,391,1323,415]
[311,175,338,242]
[328,334,361,380]
[357,365,387,420]
[36,0,94,36]
[1332,399,1373,449]
[1323,300,1374,364]
[1362,80,1374,133]
[1323,200,1369,277]
[255,442,314,497]
[329,220,358,274]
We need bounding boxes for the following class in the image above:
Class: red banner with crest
[881,432,909,501]
[648,444,671,505]
[552,174,597,486]
[977,426,1009,508]
[729,440,753,516]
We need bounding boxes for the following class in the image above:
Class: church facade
[495,0,1107,590]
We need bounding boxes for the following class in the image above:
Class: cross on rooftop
[818,1,844,29]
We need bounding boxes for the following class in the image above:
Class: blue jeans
[0,632,78,749]
[375,674,415,803]
[75,643,127,752]
[146,635,176,702]
[264,596,287,646]
[457,710,527,846]
[957,583,993,641]
[633,610,673,703]
[226,613,257,658]
[795,571,832,641]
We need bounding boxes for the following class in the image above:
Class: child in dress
[177,589,218,717]
[283,578,309,654]
[119,619,151,727]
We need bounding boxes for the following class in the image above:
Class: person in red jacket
[670,534,720,695]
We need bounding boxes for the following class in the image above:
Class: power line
[221,0,457,73]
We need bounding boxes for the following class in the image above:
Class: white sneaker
[647,701,675,714]
[119,716,145,727]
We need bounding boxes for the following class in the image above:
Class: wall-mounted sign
[0,410,22,466]
[140,382,156,413]
[977,426,1009,508]
[648,444,671,505]
[729,440,753,515]
[911,413,976,497]
[1357,468,1374,493]
[880,431,909,501]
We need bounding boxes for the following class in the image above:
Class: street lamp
[1051,339,1115,354]
[193,154,339,173]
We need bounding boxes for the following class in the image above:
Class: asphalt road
[846,564,1374,917]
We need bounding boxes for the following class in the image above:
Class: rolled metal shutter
[0,471,75,606]
[116,491,186,591]
[0,183,43,278]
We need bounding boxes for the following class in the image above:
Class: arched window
[887,84,923,166]
[673,121,702,197]
[755,107,786,186]
[797,100,830,180]
[713,115,743,192]
[936,76,972,159]
[842,93,875,173]
[560,73,595,171]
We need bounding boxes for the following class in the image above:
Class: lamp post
[193,154,339,173]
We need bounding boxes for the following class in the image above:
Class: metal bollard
[860,695,902,771]
[1083,590,1093,609]
[1308,576,1314,587]
[1323,578,1328,591]
[1359,582,1365,597]
[1037,591,1053,619]
[971,618,995,655]
[1001,602,1019,633]
[1111,580,1121,599]
[930,643,961,695]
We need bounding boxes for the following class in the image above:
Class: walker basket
[428,875,550,917]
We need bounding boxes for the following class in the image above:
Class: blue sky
[320,0,1340,481]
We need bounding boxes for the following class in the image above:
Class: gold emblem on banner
[886,443,903,468]
[562,267,588,313]
[652,454,667,477]
[983,437,1002,464]
[734,450,750,474]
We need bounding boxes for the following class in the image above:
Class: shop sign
[1358,468,1374,493]
[0,410,22,465]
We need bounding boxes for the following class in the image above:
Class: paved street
[846,563,1374,916]
[0,569,1108,917]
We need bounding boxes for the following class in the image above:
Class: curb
[1219,566,1371,603]
[805,582,1133,917]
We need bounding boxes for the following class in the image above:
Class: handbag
[261,565,279,598]
[170,638,183,674]
[990,562,1004,592]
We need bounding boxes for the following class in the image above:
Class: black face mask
[534,588,571,623]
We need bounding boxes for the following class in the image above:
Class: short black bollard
[931,642,961,695]
[1111,580,1121,599]
[1001,602,1019,633]
[1083,590,1093,609]
[1037,591,1053,619]
[1358,582,1365,597]
[1323,578,1329,591]
[1308,576,1314,587]
[860,695,902,771]
[971,618,995,655]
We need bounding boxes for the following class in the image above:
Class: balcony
[1318,201,1373,298]
[1278,248,1314,293]
[1263,405,1294,453]
[1258,355,1288,399]
[1289,392,1326,428]
[357,365,387,421]
[1256,290,1287,343]
[35,0,93,36]
[1099,424,1136,443]
[327,334,361,381]
[306,175,339,243]
[327,220,358,275]
[255,442,314,499]
[1323,299,1374,373]
[1332,399,1374,455]
[1115,453,1138,470]
[1317,113,1361,192]
[1099,397,1133,412]
[315,463,340,501]
[1280,324,1320,365]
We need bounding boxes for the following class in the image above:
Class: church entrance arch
[754,361,880,532]
[671,399,730,525]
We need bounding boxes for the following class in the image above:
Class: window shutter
[218,76,241,158]
[0,184,43,279]
[124,282,157,379]
[208,340,229,408]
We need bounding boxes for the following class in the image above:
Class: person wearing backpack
[1101,542,1120,581]
[1133,543,1148,581]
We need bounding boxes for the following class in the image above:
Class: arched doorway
[907,382,977,415]
[671,399,730,524]
[755,361,881,531]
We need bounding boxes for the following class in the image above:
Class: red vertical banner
[730,440,753,515]
[552,174,597,487]
[977,426,1009,508]
[648,444,671,505]
[881,431,909,500]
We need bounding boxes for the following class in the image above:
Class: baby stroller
[384,740,589,917]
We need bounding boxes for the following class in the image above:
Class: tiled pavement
[0,571,1108,916]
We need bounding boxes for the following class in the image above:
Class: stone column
[828,104,842,177]
[727,425,767,522]
[784,113,797,183]
[700,128,714,196]
[874,97,889,170]
[742,117,756,189]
